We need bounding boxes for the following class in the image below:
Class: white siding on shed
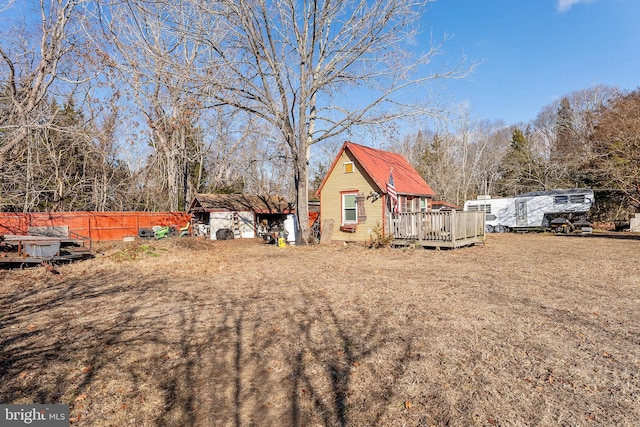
[209,211,255,239]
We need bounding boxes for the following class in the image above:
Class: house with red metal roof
[316,141,436,242]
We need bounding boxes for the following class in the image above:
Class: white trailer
[463,189,594,233]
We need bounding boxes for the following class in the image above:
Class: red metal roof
[317,142,435,197]
[431,201,462,210]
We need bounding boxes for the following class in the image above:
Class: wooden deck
[389,211,485,249]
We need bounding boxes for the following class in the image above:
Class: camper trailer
[464,189,594,233]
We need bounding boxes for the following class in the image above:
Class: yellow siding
[320,151,385,242]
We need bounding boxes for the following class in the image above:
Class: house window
[400,196,409,213]
[344,162,354,173]
[420,197,426,212]
[342,193,357,224]
[399,196,421,213]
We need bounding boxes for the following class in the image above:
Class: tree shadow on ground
[1,267,425,426]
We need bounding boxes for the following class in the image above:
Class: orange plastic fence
[0,212,192,241]
[308,211,319,227]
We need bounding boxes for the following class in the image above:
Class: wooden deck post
[450,211,456,244]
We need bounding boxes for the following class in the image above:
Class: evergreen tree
[554,97,577,159]
[495,128,541,195]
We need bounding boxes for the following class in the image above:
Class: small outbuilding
[431,201,462,211]
[188,194,295,241]
[316,141,436,243]
[316,142,484,248]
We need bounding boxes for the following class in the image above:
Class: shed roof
[431,201,462,211]
[317,141,435,197]
[189,194,292,213]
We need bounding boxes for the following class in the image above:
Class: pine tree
[554,97,577,159]
[496,128,541,195]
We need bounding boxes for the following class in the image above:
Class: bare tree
[394,110,509,205]
[446,109,509,203]
[0,0,83,160]
[0,0,127,212]
[90,0,211,211]
[530,85,619,188]
[398,129,460,203]
[183,0,471,243]
[590,89,640,209]
[467,119,510,197]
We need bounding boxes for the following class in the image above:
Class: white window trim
[343,162,354,173]
[342,192,358,225]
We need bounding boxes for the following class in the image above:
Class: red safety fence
[309,211,319,227]
[0,212,192,241]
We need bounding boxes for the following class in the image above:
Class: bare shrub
[366,221,394,248]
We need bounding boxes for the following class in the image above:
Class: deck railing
[389,211,485,247]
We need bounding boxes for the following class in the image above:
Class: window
[467,203,491,213]
[342,193,357,224]
[420,197,427,212]
[412,197,420,212]
[400,196,409,213]
[554,195,568,204]
[343,162,354,173]
[569,194,585,203]
[516,201,527,221]
[404,196,415,213]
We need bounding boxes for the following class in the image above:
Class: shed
[431,201,462,211]
[188,194,294,240]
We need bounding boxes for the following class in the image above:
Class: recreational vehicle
[463,189,594,233]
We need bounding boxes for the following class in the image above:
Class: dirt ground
[1,234,639,426]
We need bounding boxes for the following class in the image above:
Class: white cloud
[557,0,595,13]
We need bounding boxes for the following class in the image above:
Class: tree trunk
[294,144,311,244]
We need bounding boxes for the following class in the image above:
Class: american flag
[387,170,399,214]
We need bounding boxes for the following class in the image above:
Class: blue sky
[2,0,637,128]
[423,0,640,124]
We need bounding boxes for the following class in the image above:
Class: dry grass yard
[1,233,639,426]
